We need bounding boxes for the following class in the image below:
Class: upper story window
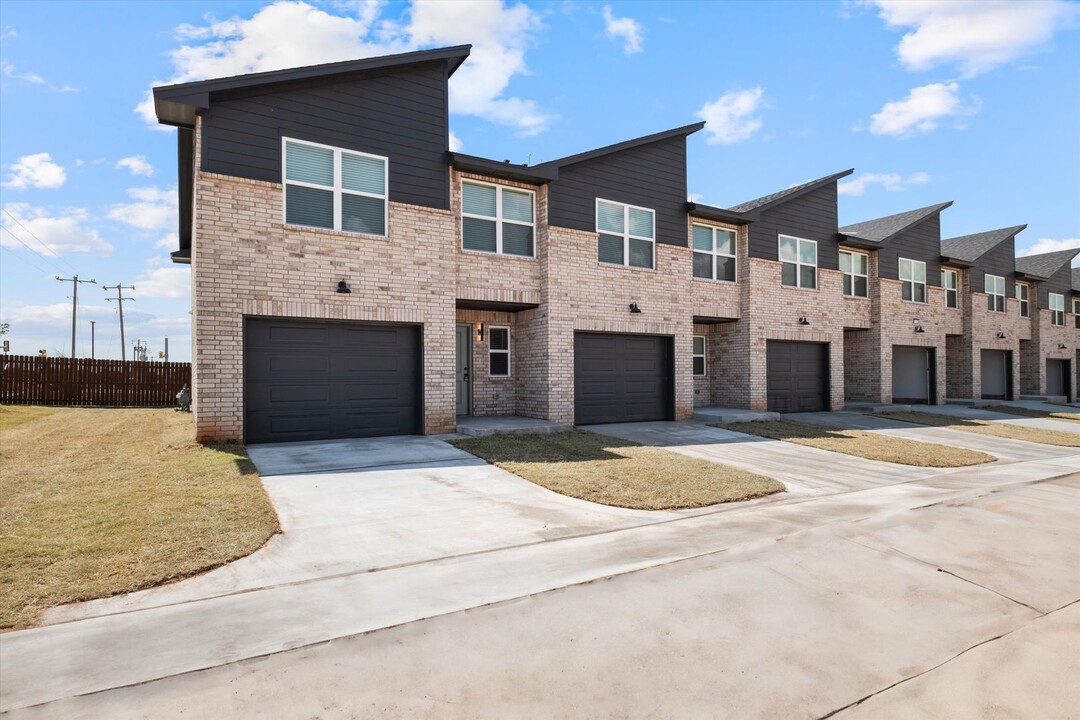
[779,235,817,289]
[1016,283,1029,317]
[1074,299,1080,329]
[839,250,868,298]
[899,258,926,303]
[597,199,654,269]
[283,138,387,236]
[461,181,535,257]
[985,274,1006,312]
[692,225,736,282]
[1049,293,1065,326]
[488,326,510,376]
[941,268,959,309]
[692,335,706,376]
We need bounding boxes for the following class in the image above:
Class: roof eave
[449,152,558,184]
[940,256,974,268]
[839,235,882,251]
[729,168,854,214]
[686,202,755,225]
[536,122,705,170]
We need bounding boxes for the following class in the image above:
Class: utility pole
[164,337,169,362]
[90,321,96,359]
[55,275,97,357]
[103,284,135,361]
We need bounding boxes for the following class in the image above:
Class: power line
[2,208,78,275]
[55,275,97,358]
[1,224,67,275]
[103,283,135,361]
[0,241,53,276]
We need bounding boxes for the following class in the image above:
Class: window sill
[283,222,388,241]
[692,276,738,285]
[843,294,870,301]
[460,248,537,261]
[900,299,928,306]
[780,284,819,293]
[597,261,656,273]
[488,374,512,380]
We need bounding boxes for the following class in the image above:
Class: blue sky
[2,0,1078,361]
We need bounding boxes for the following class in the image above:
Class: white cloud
[602,5,643,55]
[869,82,979,137]
[155,232,179,249]
[135,267,191,299]
[0,60,78,92]
[2,302,117,327]
[116,155,154,176]
[107,186,178,231]
[695,87,765,145]
[864,0,1079,77]
[136,0,552,136]
[0,203,114,256]
[448,131,463,152]
[688,193,704,203]
[2,153,67,189]
[1017,237,1080,258]
[838,171,931,196]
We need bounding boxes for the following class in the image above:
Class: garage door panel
[266,325,330,345]
[980,350,1009,400]
[574,332,673,425]
[260,355,332,375]
[892,346,931,404]
[767,341,828,413]
[267,384,332,404]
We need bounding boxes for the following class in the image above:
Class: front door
[455,324,472,415]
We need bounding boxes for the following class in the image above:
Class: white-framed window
[1049,293,1065,326]
[692,335,706,376]
[461,180,535,257]
[1016,282,1029,317]
[597,198,655,269]
[941,268,959,309]
[1074,298,1080,329]
[839,250,869,298]
[779,234,817,289]
[692,225,736,282]
[282,137,387,236]
[986,274,1006,312]
[488,326,510,376]
[899,258,926,303]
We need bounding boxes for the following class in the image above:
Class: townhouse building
[153,45,1078,443]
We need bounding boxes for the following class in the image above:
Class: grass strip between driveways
[0,405,280,630]
[880,410,1080,448]
[983,405,1080,425]
[713,419,995,467]
[450,429,783,511]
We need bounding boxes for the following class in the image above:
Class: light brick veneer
[1021,310,1078,397]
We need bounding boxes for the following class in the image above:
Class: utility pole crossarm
[55,275,97,358]
[103,284,135,362]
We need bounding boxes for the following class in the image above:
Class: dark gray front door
[456,324,472,416]
[980,350,1009,400]
[1047,359,1070,399]
[766,341,828,412]
[244,317,420,444]
[893,345,932,404]
[574,332,673,425]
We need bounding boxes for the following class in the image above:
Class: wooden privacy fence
[0,355,191,407]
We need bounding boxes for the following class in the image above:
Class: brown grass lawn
[715,419,995,467]
[450,429,783,510]
[984,405,1080,425]
[881,411,1080,448]
[0,406,279,630]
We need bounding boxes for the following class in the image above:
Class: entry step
[693,407,779,423]
[843,402,912,414]
[456,416,572,437]
[1020,395,1067,405]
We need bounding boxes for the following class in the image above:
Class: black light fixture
[914,326,926,333]
[336,279,351,294]
[477,323,485,341]
[1059,343,1068,349]
[629,303,642,314]
[996,332,1006,339]
[798,317,810,325]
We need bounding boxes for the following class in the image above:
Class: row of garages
[240,317,1070,444]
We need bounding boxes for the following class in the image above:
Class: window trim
[1016,282,1029,317]
[692,335,707,376]
[941,268,959,309]
[778,234,818,290]
[899,257,927,304]
[461,178,536,258]
[839,249,869,298]
[985,273,1006,313]
[1049,293,1065,326]
[596,197,656,270]
[487,326,511,377]
[691,224,737,283]
[1073,298,1080,328]
[281,136,389,236]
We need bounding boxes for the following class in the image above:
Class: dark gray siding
[878,215,942,288]
[1036,264,1072,308]
[547,136,689,247]
[748,184,840,269]
[968,236,1016,295]
[200,61,450,210]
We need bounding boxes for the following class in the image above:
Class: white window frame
[596,198,656,270]
[1073,298,1080,328]
[461,179,536,258]
[899,257,927,303]
[692,335,707,376]
[1016,282,1029,317]
[778,234,817,289]
[1049,293,1065,326]
[839,249,869,298]
[941,268,959,309]
[986,274,1006,313]
[691,224,737,282]
[281,136,389,236]
[488,326,511,377]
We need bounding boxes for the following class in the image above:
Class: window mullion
[333,149,342,232]
[495,186,503,254]
[624,206,631,266]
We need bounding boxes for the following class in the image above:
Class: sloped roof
[1015,248,1080,280]
[726,169,854,213]
[940,225,1027,262]
[535,123,704,169]
[839,202,952,244]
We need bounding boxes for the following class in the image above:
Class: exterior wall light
[1059,343,1068,349]
[477,323,485,341]
[336,280,351,294]
[798,317,810,325]
[629,303,642,314]
[996,332,1006,339]
[914,326,926,334]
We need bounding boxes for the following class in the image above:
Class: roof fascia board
[741,168,854,214]
[449,153,558,184]
[536,122,705,170]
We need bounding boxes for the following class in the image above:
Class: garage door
[893,345,933,404]
[766,341,828,413]
[980,350,1010,400]
[1046,359,1071,400]
[244,318,421,444]
[574,332,673,424]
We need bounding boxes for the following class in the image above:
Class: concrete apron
[2,452,1077,712]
